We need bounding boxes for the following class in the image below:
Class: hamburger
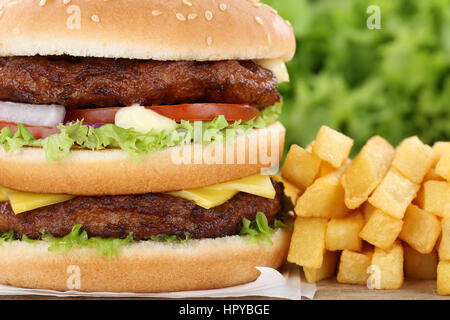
[0,0,296,292]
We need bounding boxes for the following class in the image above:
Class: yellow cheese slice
[254,59,290,83]
[169,174,276,209]
[169,188,238,210]
[0,186,74,214]
[206,174,276,199]
[0,187,8,202]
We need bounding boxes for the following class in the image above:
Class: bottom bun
[0,229,291,293]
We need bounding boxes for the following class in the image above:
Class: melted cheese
[254,59,290,83]
[169,174,276,209]
[0,186,74,214]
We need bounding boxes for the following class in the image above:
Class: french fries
[341,136,395,209]
[368,168,420,220]
[312,126,354,168]
[399,204,441,254]
[416,181,450,218]
[359,208,403,251]
[392,136,433,184]
[303,251,338,284]
[326,211,364,251]
[294,169,349,219]
[282,125,450,295]
[281,144,321,190]
[404,244,438,280]
[370,241,404,290]
[337,247,373,285]
[287,217,327,269]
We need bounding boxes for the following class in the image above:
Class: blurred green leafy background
[263,0,450,155]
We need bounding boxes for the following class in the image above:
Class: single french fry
[439,218,450,261]
[369,241,404,290]
[436,150,450,181]
[326,211,364,251]
[438,261,450,296]
[359,208,403,251]
[368,168,420,219]
[341,136,395,209]
[404,244,437,280]
[392,136,433,184]
[303,250,339,283]
[337,247,373,285]
[416,180,450,218]
[312,125,354,168]
[431,142,450,167]
[295,168,350,219]
[281,144,321,190]
[399,204,441,254]
[287,217,327,269]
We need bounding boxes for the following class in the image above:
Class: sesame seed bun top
[0,0,296,62]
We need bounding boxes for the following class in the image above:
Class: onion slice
[0,101,66,127]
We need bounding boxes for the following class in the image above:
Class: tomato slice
[0,120,60,140]
[65,104,259,123]
[0,104,260,140]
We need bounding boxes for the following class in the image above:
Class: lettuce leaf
[239,211,291,247]
[0,209,290,256]
[0,230,14,245]
[0,104,281,163]
[147,233,191,243]
[41,225,134,259]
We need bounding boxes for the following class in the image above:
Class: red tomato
[65,104,259,123]
[0,121,60,139]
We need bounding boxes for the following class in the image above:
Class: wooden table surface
[313,279,447,300]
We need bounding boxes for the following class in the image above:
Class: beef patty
[0,56,280,109]
[0,180,283,240]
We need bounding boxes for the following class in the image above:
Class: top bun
[0,0,295,62]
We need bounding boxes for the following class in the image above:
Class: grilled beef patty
[0,180,283,240]
[0,56,280,109]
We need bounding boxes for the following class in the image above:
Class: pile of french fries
[281,126,450,295]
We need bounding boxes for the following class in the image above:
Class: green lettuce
[0,230,14,245]
[40,225,134,259]
[239,212,292,247]
[0,210,291,257]
[0,104,281,164]
[147,233,191,243]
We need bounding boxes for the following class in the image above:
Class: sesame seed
[207,36,213,46]
[39,0,46,6]
[63,0,71,5]
[285,20,292,26]
[252,2,263,8]
[205,10,213,21]
[270,7,278,14]
[176,13,186,21]
[182,0,193,7]
[0,4,3,9]
[91,15,100,22]
[255,16,263,25]
[219,3,227,11]
[187,13,198,20]
[152,10,163,16]
[266,33,272,45]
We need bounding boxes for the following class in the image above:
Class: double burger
[0,0,295,292]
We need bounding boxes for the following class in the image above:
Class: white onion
[0,101,66,127]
